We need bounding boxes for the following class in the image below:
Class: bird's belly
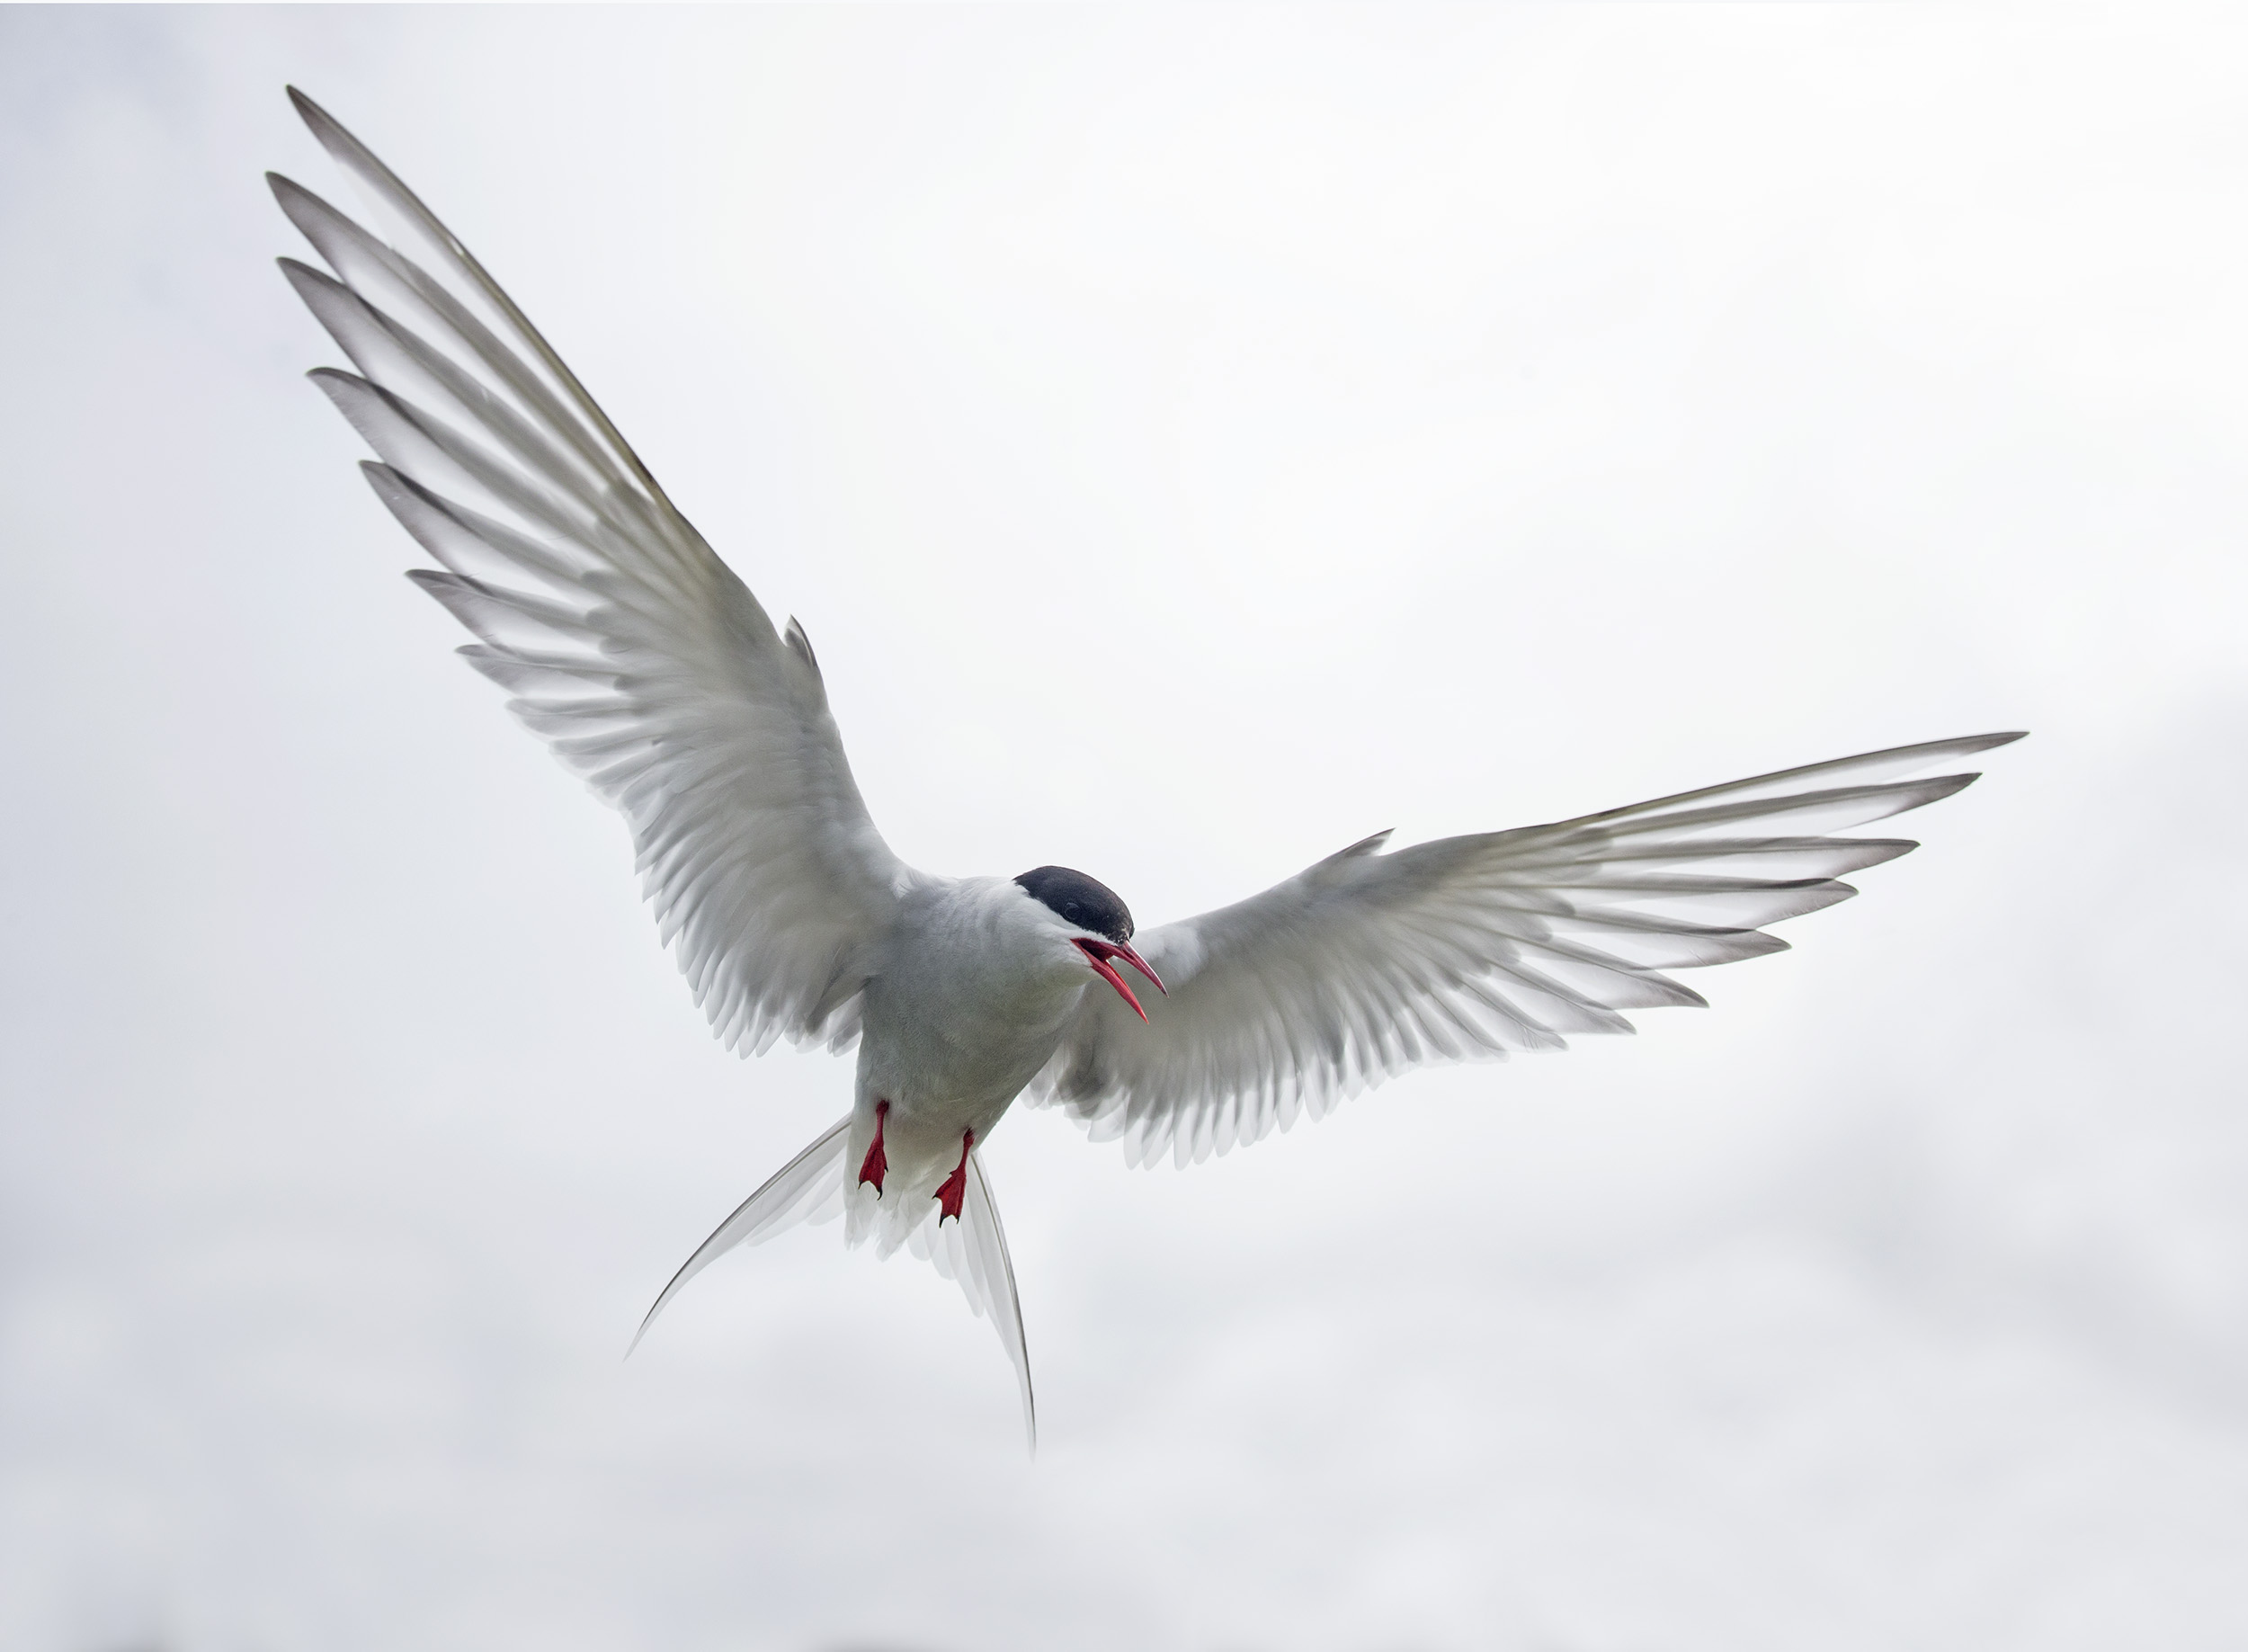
[855,966,1083,1146]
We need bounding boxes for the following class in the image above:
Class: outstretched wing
[271,89,910,1054]
[1031,732,2023,1166]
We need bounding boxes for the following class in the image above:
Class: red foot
[857,1101,890,1195]
[933,1130,974,1225]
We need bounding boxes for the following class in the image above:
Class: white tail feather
[627,1119,850,1357]
[629,1118,1036,1450]
[908,1151,1036,1451]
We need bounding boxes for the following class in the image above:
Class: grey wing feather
[272,91,910,1054]
[1031,732,2024,1167]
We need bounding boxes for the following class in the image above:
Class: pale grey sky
[4,7,2245,1651]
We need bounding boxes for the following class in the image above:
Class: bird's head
[1013,865,1166,1022]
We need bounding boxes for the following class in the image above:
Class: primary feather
[1030,733,2023,1167]
[272,91,914,1059]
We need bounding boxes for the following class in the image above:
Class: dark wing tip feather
[275,255,337,302]
[287,85,348,148]
[264,169,329,224]
[266,174,335,248]
[405,567,484,597]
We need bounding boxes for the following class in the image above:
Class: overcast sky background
[4,6,2245,1650]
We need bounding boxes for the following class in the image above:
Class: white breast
[856,878,1090,1145]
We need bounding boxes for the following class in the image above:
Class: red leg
[933,1130,974,1224]
[857,1101,890,1195]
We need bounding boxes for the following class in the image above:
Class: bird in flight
[270,88,2021,1447]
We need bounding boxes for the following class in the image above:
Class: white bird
[271,88,2021,1447]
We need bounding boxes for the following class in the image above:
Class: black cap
[1014,866,1134,943]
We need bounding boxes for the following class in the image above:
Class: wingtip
[285,85,379,179]
[275,254,327,290]
[284,85,338,146]
[304,364,361,403]
[1967,729,2029,753]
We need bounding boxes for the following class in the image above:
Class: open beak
[1072,937,1166,1022]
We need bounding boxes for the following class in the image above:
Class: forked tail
[628,1116,1036,1450]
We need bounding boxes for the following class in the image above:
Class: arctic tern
[271,88,2021,1446]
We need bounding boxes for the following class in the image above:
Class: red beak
[1072,937,1166,1022]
